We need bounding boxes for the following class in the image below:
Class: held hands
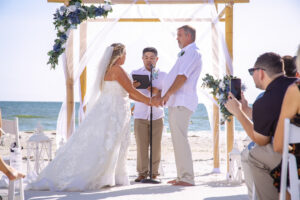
[147,95,164,107]
[151,94,170,107]
[151,95,162,107]
[145,93,170,107]
[224,92,242,116]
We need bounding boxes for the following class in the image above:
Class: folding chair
[1,117,25,200]
[280,118,300,200]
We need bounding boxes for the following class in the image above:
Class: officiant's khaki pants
[134,118,163,177]
[168,106,195,185]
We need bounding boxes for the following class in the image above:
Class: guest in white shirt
[131,47,167,182]
[159,25,202,186]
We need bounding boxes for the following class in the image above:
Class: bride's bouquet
[202,74,245,125]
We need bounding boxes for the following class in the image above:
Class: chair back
[280,118,300,200]
[1,118,20,147]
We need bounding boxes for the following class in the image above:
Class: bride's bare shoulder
[106,66,127,81]
[114,66,128,75]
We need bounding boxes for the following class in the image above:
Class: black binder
[132,74,150,89]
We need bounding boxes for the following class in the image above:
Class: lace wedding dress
[28,81,131,191]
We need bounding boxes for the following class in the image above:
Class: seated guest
[0,155,25,180]
[271,47,300,200]
[225,52,297,200]
[236,54,300,199]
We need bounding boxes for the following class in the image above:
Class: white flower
[65,29,71,37]
[103,4,112,11]
[59,6,67,15]
[219,93,224,100]
[219,82,225,90]
[216,93,220,99]
[68,5,77,12]
[220,117,225,125]
[58,25,65,33]
[75,2,81,8]
[79,7,86,12]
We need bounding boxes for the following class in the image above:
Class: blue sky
[0,0,300,103]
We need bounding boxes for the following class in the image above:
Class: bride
[28,43,154,191]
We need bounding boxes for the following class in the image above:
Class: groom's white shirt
[131,67,167,120]
[162,42,202,112]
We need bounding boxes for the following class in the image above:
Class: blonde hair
[107,43,125,71]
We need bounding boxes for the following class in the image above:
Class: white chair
[1,117,25,200]
[280,118,300,200]
[252,182,257,200]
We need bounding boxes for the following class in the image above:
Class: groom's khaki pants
[168,106,195,185]
[134,118,163,177]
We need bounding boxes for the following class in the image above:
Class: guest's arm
[161,75,187,105]
[273,84,300,153]
[225,92,270,146]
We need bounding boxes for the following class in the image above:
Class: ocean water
[0,101,243,132]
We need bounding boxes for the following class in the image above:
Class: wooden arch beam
[48,0,249,173]
[48,0,249,4]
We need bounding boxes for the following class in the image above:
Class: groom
[158,25,202,186]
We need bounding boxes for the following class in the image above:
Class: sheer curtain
[56,1,138,148]
[56,0,233,148]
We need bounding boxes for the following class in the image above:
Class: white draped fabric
[56,0,233,148]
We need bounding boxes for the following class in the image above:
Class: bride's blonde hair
[107,43,125,71]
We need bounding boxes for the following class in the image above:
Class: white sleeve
[178,51,202,78]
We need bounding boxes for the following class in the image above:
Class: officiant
[131,47,167,182]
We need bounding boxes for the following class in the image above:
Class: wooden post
[0,109,2,136]
[66,31,74,139]
[80,21,87,117]
[213,98,220,170]
[225,3,234,172]
[212,20,220,171]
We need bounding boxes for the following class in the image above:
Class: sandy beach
[0,130,250,200]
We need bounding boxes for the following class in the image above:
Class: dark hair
[282,55,297,77]
[143,47,158,56]
[178,25,196,42]
[254,52,284,78]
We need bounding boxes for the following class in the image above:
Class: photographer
[225,52,297,200]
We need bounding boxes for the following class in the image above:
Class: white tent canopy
[50,0,249,171]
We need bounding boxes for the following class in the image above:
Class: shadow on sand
[25,184,185,200]
[204,194,248,200]
[198,179,244,188]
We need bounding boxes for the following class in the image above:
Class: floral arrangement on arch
[48,0,113,69]
[202,73,246,125]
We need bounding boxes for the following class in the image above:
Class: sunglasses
[248,67,265,76]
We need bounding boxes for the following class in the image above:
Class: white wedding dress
[29,81,131,191]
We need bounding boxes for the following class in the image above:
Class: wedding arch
[47,0,249,173]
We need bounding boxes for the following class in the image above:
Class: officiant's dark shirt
[252,76,297,137]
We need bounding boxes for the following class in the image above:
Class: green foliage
[48,0,112,69]
[202,73,238,125]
